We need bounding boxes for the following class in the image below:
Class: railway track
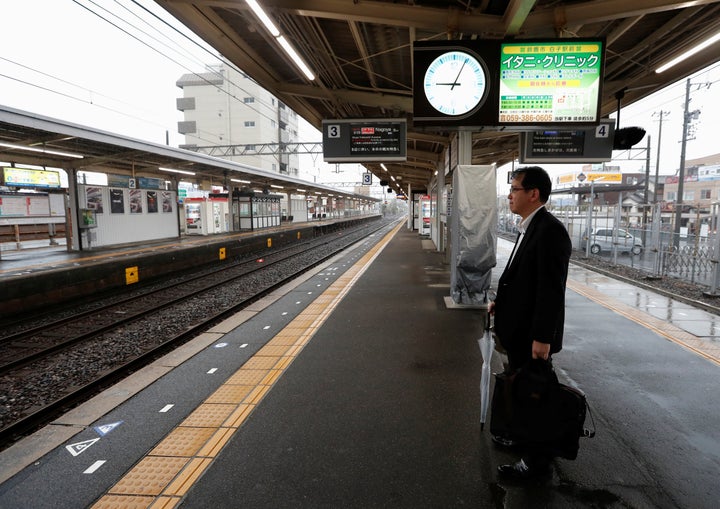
[0,232,352,373]
[0,218,397,449]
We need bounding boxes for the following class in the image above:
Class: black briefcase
[490,360,594,460]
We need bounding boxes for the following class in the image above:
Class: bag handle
[582,400,597,439]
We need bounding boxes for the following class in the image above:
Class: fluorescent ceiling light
[245,0,280,36]
[270,184,284,189]
[381,163,388,172]
[656,31,720,73]
[244,1,314,81]
[277,36,315,81]
[159,167,195,176]
[296,188,306,192]
[0,141,84,159]
[231,178,251,184]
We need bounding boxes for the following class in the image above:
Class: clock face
[423,51,488,116]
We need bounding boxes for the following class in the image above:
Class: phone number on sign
[499,113,555,122]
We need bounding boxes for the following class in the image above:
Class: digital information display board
[412,38,605,128]
[519,119,614,163]
[499,41,603,124]
[322,119,407,163]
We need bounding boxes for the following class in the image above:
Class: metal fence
[498,203,720,293]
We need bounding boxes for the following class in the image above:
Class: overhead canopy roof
[154,0,720,193]
[0,106,377,203]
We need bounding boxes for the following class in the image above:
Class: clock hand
[435,82,462,86]
[450,58,468,90]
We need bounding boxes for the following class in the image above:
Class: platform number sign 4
[596,124,610,138]
[327,124,341,138]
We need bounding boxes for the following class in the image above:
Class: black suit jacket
[494,207,572,369]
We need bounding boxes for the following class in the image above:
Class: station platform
[1,225,720,508]
[0,215,379,318]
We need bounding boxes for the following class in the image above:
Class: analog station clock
[423,50,488,116]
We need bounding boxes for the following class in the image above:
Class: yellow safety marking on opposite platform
[91,222,403,509]
[125,266,139,285]
[567,278,720,367]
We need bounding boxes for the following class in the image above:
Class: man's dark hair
[511,166,551,203]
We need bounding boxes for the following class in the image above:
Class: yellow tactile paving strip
[567,278,720,366]
[90,222,403,509]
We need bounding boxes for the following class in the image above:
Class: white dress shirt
[507,205,544,267]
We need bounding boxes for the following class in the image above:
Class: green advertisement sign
[499,41,603,124]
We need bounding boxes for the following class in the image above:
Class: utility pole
[642,134,651,240]
[673,79,702,247]
[652,110,670,203]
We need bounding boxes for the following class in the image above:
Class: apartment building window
[244,121,255,127]
[701,189,712,200]
[243,97,255,103]
[666,191,676,201]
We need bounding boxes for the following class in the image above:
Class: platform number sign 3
[327,124,341,138]
[596,124,610,138]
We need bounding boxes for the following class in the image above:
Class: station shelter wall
[288,197,308,222]
[78,184,178,247]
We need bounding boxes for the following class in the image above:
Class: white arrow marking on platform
[84,460,106,474]
[160,404,174,413]
[240,343,248,348]
[214,342,228,348]
[208,368,218,374]
[66,438,100,457]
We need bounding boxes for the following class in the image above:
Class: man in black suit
[490,166,572,480]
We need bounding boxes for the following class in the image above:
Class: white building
[176,63,300,177]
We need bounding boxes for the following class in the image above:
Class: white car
[585,228,643,255]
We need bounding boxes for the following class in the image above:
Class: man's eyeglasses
[509,186,529,193]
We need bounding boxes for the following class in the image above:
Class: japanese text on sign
[499,41,603,123]
[349,126,402,154]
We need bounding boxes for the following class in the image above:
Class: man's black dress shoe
[497,459,551,480]
[491,435,517,448]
